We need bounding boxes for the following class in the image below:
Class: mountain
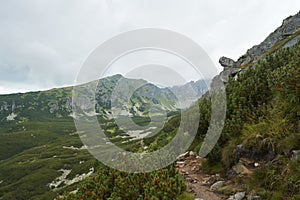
[217,11,300,85]
[0,74,207,199]
[0,74,208,124]
[219,11,300,69]
[194,11,300,199]
[169,79,209,108]
[60,11,300,199]
[1,11,300,200]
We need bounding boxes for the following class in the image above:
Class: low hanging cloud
[0,0,300,94]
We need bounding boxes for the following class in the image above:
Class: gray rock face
[219,56,236,68]
[283,34,300,48]
[237,11,300,66]
[220,11,300,70]
[215,11,300,86]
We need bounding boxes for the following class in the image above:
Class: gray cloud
[0,65,29,82]
[0,0,300,94]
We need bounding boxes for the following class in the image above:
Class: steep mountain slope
[219,11,300,69]
[195,12,300,199]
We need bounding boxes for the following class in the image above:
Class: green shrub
[58,164,186,200]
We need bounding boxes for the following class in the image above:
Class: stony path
[176,152,226,200]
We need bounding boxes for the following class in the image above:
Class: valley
[0,10,300,200]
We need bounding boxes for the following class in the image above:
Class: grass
[177,192,194,200]
[0,117,99,199]
[0,111,181,199]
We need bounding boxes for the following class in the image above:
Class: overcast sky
[0,0,299,94]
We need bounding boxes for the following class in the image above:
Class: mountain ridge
[0,74,208,124]
[219,11,300,69]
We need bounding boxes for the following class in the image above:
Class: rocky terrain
[176,151,263,200]
[174,11,300,200]
[218,11,300,84]
[219,11,300,69]
[196,11,300,200]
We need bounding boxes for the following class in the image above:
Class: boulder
[219,56,236,68]
[210,180,225,191]
[227,192,246,200]
[235,192,246,200]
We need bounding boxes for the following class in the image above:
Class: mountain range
[0,11,300,200]
[0,74,208,124]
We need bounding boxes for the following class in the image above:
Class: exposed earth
[176,152,226,200]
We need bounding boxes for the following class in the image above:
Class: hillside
[57,12,300,200]
[0,11,300,200]
[0,75,207,199]
[190,12,300,199]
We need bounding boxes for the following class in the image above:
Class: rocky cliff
[218,11,300,83]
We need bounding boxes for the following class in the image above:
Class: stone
[235,192,246,200]
[227,192,246,200]
[189,151,196,156]
[219,11,300,72]
[219,56,236,68]
[177,151,189,161]
[210,181,225,191]
[291,150,300,161]
[233,163,253,175]
[247,193,261,200]
[191,165,199,171]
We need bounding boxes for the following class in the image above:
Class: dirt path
[176,152,227,200]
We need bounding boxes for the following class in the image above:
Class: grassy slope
[0,117,99,199]
[201,41,300,199]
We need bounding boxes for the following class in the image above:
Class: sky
[0,0,300,94]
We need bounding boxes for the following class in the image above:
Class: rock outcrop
[217,11,300,83]
[219,56,236,68]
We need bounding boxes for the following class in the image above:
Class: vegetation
[200,41,300,198]
[0,118,99,199]
[58,164,186,200]
[0,34,299,199]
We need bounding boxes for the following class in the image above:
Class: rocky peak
[219,56,236,68]
[220,11,300,70]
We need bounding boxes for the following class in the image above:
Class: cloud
[0,65,30,82]
[0,0,300,94]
